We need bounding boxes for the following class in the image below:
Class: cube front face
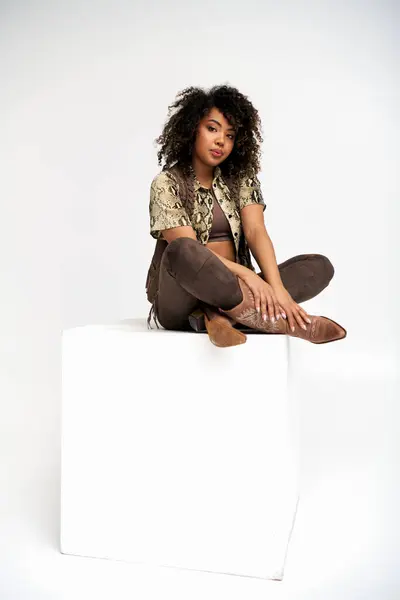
[61,322,299,580]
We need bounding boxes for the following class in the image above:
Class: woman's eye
[208,126,235,140]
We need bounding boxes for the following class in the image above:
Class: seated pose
[145,85,347,347]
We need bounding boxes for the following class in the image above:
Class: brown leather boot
[203,305,247,347]
[220,278,347,345]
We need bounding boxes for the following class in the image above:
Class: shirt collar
[189,165,222,192]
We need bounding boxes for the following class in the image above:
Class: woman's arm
[240,204,284,289]
[240,204,311,329]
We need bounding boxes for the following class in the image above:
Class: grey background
[0,0,398,597]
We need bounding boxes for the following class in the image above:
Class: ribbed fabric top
[208,193,234,243]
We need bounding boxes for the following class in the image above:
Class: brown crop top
[208,191,234,243]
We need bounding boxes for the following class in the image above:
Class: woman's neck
[191,158,214,189]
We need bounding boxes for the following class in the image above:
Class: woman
[145,85,347,347]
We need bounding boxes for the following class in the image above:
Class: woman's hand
[273,285,312,332]
[238,269,285,323]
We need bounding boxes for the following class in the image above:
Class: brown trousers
[154,237,334,331]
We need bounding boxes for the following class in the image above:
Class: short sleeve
[149,171,191,239]
[238,174,266,212]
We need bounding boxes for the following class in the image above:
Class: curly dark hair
[154,84,264,182]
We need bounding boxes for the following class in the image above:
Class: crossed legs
[155,237,334,331]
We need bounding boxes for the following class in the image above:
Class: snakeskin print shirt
[149,165,266,270]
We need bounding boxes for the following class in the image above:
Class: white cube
[61,318,299,580]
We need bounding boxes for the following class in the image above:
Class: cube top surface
[62,318,289,366]
[63,318,289,340]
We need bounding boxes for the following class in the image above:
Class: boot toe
[316,316,347,343]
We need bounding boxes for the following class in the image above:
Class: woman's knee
[163,237,206,274]
[166,237,199,257]
[319,255,335,281]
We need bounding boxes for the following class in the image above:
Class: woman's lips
[210,150,222,157]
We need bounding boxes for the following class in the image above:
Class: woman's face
[193,106,236,167]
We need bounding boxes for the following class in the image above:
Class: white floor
[1,345,399,599]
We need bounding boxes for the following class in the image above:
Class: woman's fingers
[267,292,281,322]
[294,309,308,330]
[284,302,311,332]
[264,292,282,322]
[266,294,275,322]
[252,282,292,324]
[259,293,267,322]
[259,290,275,323]
[274,299,281,321]
[271,297,281,322]
[287,311,296,332]
[299,307,312,324]
[294,303,311,329]
[254,291,261,314]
